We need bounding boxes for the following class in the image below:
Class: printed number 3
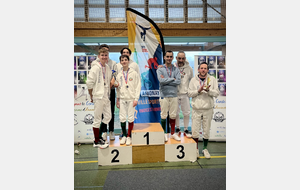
[177,145,185,159]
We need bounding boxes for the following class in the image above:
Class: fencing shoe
[202,149,211,159]
[171,133,181,141]
[126,137,131,146]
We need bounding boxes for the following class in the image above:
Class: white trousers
[119,99,135,123]
[93,97,111,129]
[159,97,178,119]
[191,109,213,139]
[175,94,191,129]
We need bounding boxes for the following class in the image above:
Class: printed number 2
[143,132,149,145]
[111,149,120,163]
[177,145,185,159]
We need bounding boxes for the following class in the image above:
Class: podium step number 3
[165,133,197,162]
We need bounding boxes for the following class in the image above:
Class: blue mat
[104,168,226,190]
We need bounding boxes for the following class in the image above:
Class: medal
[123,68,130,88]
[176,63,185,77]
[99,62,106,86]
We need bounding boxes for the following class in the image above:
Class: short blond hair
[98,48,109,55]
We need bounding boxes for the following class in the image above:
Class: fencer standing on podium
[174,50,193,138]
[86,48,114,149]
[157,50,181,142]
[188,62,219,159]
[115,55,141,146]
[96,44,118,142]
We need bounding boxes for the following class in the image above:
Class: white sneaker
[202,149,211,159]
[196,149,199,158]
[102,132,107,141]
[126,137,131,146]
[164,134,168,142]
[120,136,126,145]
[170,133,181,141]
[109,131,115,140]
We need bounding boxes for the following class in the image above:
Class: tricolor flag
[126,8,165,123]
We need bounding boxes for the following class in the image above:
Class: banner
[74,56,97,143]
[127,8,165,123]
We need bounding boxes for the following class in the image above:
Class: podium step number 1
[132,123,164,145]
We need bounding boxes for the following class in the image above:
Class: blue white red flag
[126,8,165,123]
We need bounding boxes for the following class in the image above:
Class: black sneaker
[99,139,109,149]
[93,139,109,149]
[93,141,101,148]
[176,128,181,135]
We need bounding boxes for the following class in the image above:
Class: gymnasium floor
[74,137,226,189]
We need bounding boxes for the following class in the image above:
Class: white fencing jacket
[188,74,219,110]
[86,60,112,100]
[116,68,141,101]
[174,61,194,95]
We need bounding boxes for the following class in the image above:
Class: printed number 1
[143,132,149,145]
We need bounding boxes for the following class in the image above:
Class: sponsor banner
[74,98,97,143]
[211,109,226,140]
[74,111,95,143]
[127,8,165,123]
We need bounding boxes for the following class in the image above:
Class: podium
[98,123,196,166]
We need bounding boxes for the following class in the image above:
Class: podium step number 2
[98,137,132,166]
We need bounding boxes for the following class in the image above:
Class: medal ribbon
[99,62,106,83]
[175,63,184,75]
[199,75,207,88]
[165,65,172,78]
[179,67,184,75]
[123,68,130,85]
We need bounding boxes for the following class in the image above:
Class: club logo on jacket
[129,77,133,81]
[212,111,226,122]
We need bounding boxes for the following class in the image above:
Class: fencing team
[86,44,219,159]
